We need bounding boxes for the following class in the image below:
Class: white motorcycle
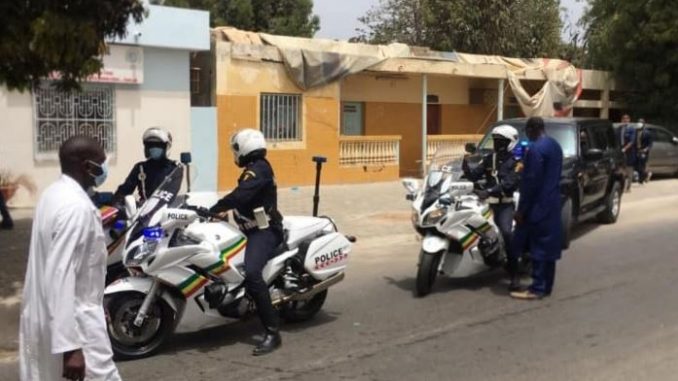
[403,152,520,297]
[104,159,353,359]
[98,154,220,286]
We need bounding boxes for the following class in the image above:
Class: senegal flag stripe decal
[462,234,480,251]
[204,238,248,275]
[178,274,208,297]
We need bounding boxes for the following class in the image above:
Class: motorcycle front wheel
[415,251,442,297]
[105,292,175,360]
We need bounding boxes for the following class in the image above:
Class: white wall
[0,88,192,208]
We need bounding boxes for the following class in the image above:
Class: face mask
[493,138,510,153]
[148,147,165,160]
[87,160,108,188]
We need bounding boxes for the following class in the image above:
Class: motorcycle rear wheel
[280,290,328,323]
[105,292,174,360]
[415,251,442,297]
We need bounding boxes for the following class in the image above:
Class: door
[580,124,610,207]
[590,124,614,204]
[427,104,441,135]
[579,126,598,208]
[648,128,676,174]
[341,102,364,136]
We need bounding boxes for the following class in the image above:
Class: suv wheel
[598,182,622,224]
[561,198,573,250]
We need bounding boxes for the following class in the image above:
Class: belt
[487,196,514,204]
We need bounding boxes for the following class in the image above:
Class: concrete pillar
[600,88,611,120]
[498,79,505,121]
[421,74,428,177]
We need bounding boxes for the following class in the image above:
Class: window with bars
[260,93,301,142]
[33,83,116,159]
[190,67,201,95]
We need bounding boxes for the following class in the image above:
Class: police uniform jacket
[209,158,283,233]
[465,151,520,202]
[114,158,177,203]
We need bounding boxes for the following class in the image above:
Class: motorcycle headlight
[125,241,158,267]
[125,227,163,266]
[423,207,447,226]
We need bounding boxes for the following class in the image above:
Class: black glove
[462,157,470,174]
[475,189,490,200]
[186,205,210,217]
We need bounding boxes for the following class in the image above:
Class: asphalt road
[1,179,678,380]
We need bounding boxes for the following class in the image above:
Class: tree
[583,0,678,125]
[354,0,563,58]
[160,0,320,37]
[0,0,145,91]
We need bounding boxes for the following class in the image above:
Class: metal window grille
[260,93,301,142]
[190,67,201,95]
[33,83,116,159]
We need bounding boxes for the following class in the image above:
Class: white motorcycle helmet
[491,124,519,152]
[143,127,173,159]
[231,128,267,167]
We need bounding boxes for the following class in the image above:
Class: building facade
[194,29,624,192]
[0,5,210,207]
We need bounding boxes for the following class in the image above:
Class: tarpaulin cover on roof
[456,54,583,117]
[217,27,412,90]
[216,28,582,117]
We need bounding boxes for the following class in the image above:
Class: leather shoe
[510,290,544,300]
[252,331,281,356]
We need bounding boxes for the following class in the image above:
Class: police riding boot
[507,259,522,292]
[251,288,282,356]
[253,326,282,356]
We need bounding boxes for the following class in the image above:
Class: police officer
[463,125,522,291]
[209,129,284,356]
[113,127,178,205]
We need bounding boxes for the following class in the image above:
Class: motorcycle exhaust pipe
[272,272,345,306]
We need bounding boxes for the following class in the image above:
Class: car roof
[612,122,667,130]
[497,117,609,125]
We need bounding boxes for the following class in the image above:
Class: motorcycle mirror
[180,152,192,164]
[406,194,415,201]
[402,178,420,195]
[439,197,453,206]
[465,142,477,154]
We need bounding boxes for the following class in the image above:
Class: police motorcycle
[94,154,220,286]
[402,150,513,297]
[104,157,353,359]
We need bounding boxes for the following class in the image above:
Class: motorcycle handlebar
[184,205,229,222]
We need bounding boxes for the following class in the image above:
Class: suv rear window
[479,122,577,158]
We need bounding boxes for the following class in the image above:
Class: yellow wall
[441,105,497,135]
[216,47,494,186]
[363,102,422,177]
[216,57,399,190]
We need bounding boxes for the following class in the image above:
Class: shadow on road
[384,270,507,297]
[571,222,601,243]
[0,217,33,299]
[121,310,339,361]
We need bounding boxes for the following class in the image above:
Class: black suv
[467,117,627,249]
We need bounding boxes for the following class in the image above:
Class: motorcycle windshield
[126,165,185,247]
[422,151,465,210]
